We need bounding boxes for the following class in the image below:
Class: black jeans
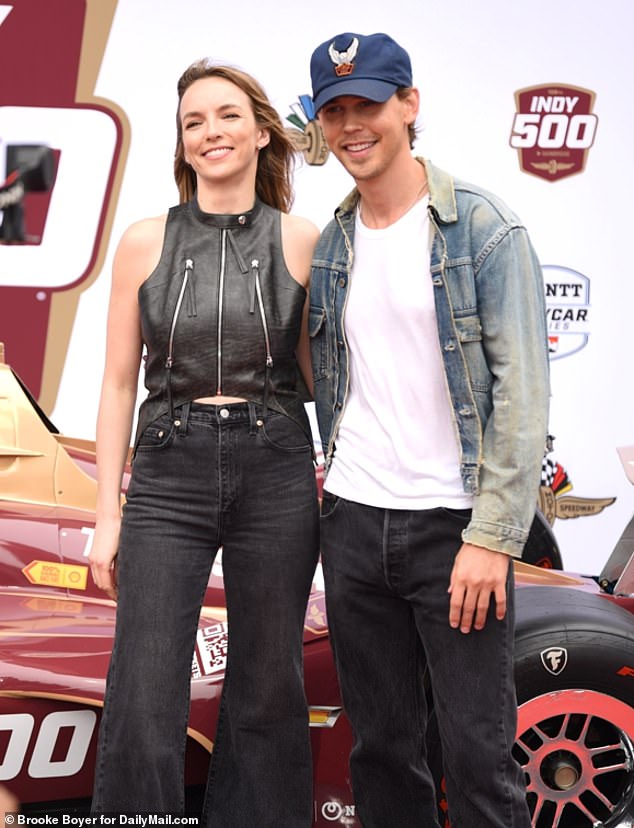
[92,402,319,826]
[320,493,531,828]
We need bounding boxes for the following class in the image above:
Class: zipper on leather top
[166,258,194,369]
[216,231,228,394]
[252,258,273,368]
[164,237,274,404]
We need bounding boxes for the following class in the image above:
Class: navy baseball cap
[310,32,413,113]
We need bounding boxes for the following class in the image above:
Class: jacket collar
[335,157,458,224]
[189,196,264,228]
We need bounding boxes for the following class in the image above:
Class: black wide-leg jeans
[92,402,319,827]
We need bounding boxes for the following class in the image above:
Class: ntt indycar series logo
[542,265,591,360]
[510,84,598,182]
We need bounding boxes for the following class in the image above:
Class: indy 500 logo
[510,84,598,182]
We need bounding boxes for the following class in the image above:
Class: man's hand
[448,543,510,633]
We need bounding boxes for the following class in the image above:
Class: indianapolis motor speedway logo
[540,441,615,527]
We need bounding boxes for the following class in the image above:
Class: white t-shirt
[324,197,473,510]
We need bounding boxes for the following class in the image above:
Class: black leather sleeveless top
[134,197,310,447]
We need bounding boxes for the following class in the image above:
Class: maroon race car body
[1,344,633,827]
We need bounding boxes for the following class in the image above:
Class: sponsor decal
[542,265,591,360]
[510,83,598,182]
[79,526,95,557]
[286,96,329,166]
[321,801,356,822]
[0,709,96,781]
[305,594,328,634]
[540,647,568,676]
[617,666,634,677]
[540,438,616,526]
[191,621,228,679]
[309,706,343,729]
[22,560,88,590]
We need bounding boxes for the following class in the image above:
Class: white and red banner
[1,0,632,573]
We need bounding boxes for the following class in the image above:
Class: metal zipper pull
[185,258,196,317]
[249,259,258,314]
[254,267,274,368]
[165,258,193,368]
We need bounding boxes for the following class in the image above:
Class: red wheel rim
[515,690,634,827]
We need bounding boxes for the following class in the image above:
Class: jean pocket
[135,415,177,452]
[437,507,472,526]
[258,412,312,454]
[320,491,341,519]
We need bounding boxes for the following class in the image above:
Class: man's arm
[462,225,550,557]
[450,224,550,632]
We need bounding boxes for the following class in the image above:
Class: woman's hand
[89,517,121,601]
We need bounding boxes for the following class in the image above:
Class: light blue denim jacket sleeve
[310,158,550,558]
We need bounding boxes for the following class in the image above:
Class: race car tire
[511,586,634,828]
[521,511,563,570]
[430,587,634,828]
[513,586,634,703]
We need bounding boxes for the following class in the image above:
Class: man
[308,31,549,828]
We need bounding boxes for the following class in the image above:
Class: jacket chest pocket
[453,314,491,394]
[309,305,330,381]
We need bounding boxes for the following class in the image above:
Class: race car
[1,342,633,827]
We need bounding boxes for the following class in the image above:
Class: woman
[90,60,320,826]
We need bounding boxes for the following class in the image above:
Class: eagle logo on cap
[328,36,359,77]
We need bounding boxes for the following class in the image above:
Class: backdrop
[1,0,632,572]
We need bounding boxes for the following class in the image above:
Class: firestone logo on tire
[541,647,568,676]
[510,84,598,182]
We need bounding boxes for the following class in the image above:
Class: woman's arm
[89,216,165,599]
[281,213,320,397]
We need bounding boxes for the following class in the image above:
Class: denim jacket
[310,158,550,558]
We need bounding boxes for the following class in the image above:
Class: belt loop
[247,400,258,435]
[262,366,270,419]
[166,365,174,421]
[179,401,191,434]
